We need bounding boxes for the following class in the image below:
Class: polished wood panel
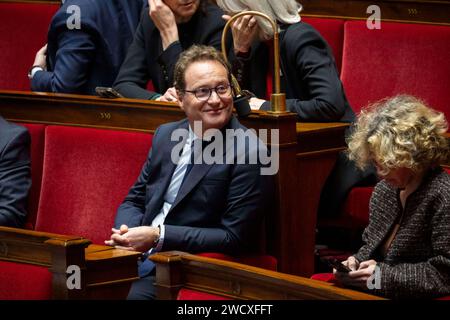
[0,90,183,133]
[151,251,384,300]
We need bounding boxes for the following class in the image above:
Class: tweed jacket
[354,167,450,299]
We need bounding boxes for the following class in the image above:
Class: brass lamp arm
[221,11,286,113]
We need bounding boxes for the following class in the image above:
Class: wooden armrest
[84,245,140,299]
[0,226,90,267]
[150,251,384,300]
[0,226,140,299]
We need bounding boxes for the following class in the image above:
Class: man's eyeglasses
[183,84,232,101]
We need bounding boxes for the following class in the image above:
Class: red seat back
[0,2,58,91]
[341,21,450,119]
[35,126,152,244]
[177,288,231,300]
[301,17,345,73]
[17,123,46,229]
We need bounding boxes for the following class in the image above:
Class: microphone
[230,74,252,117]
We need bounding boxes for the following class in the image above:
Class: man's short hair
[173,45,232,93]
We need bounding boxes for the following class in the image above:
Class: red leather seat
[35,126,152,244]
[341,21,450,119]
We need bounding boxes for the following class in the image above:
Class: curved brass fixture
[221,11,286,113]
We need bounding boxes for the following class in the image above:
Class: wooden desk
[150,251,383,300]
[0,90,348,276]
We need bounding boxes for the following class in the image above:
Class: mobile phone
[323,258,352,273]
[95,87,123,98]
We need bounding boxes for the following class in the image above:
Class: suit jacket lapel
[170,161,212,211]
[169,117,238,211]
[143,120,189,224]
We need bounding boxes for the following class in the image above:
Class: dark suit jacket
[31,0,143,95]
[115,117,269,254]
[0,117,31,227]
[113,2,229,100]
[241,22,355,123]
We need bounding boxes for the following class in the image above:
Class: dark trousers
[127,273,156,300]
[127,257,157,300]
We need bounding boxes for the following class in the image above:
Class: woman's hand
[334,258,377,289]
[223,14,259,55]
[148,0,179,50]
[157,87,178,102]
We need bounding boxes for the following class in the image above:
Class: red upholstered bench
[0,124,152,299]
[35,126,152,244]
[0,2,58,91]
[341,20,450,119]
[0,260,52,300]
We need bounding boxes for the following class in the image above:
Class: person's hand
[249,97,266,110]
[156,87,178,102]
[342,255,359,271]
[334,258,377,289]
[33,44,47,69]
[223,14,258,55]
[104,224,128,247]
[105,225,159,252]
[148,0,179,50]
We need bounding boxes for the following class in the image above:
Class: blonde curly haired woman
[334,95,450,299]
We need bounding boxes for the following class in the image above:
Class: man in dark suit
[0,116,31,227]
[113,0,230,101]
[106,45,271,299]
[29,0,144,95]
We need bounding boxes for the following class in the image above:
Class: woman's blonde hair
[216,0,301,40]
[347,95,449,174]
